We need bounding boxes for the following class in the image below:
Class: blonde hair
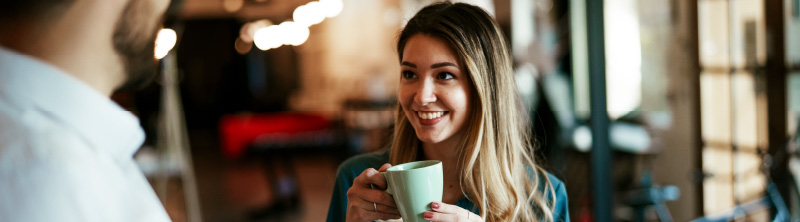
[389,2,556,221]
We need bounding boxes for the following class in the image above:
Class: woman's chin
[415,128,463,146]
[416,135,444,145]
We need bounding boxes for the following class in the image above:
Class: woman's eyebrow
[401,61,417,68]
[431,62,457,68]
[401,61,458,69]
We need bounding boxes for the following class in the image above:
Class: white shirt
[0,47,171,222]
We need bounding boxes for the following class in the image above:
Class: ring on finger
[373,202,378,212]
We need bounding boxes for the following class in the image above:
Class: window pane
[700,72,732,144]
[733,151,766,201]
[786,0,800,64]
[699,0,730,68]
[789,72,800,137]
[605,0,642,119]
[731,72,760,149]
[703,146,734,214]
[730,0,766,68]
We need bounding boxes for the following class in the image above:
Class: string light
[304,2,325,26]
[222,0,244,13]
[240,19,272,43]
[234,37,253,55]
[253,25,282,50]
[155,28,177,59]
[247,0,342,51]
[280,21,309,46]
[320,0,343,18]
[293,5,313,27]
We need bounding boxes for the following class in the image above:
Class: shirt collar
[0,46,145,161]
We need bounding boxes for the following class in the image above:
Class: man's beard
[112,0,162,92]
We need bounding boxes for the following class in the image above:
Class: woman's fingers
[378,163,392,172]
[346,200,401,222]
[354,167,388,190]
[353,199,401,215]
[345,165,401,222]
[350,206,402,221]
[424,211,459,222]
[348,184,396,208]
[424,201,482,222]
[348,167,396,207]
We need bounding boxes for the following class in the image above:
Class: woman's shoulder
[544,172,569,222]
[525,166,566,191]
[327,151,391,222]
[335,150,391,178]
[545,172,566,194]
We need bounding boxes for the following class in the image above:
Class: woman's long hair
[388,2,555,221]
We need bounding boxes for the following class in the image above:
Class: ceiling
[176,0,510,25]
[178,0,315,21]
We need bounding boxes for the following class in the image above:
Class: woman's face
[399,34,472,146]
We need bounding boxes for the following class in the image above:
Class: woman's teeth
[418,111,444,120]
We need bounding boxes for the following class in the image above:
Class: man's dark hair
[0,0,76,21]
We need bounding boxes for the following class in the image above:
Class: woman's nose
[414,80,436,106]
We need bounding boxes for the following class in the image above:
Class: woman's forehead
[401,34,462,66]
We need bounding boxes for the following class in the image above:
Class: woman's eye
[437,72,455,80]
[402,71,417,79]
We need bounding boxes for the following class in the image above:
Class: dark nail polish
[424,211,433,219]
[431,202,439,209]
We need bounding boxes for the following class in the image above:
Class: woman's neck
[421,142,457,162]
[421,139,465,204]
[421,137,462,176]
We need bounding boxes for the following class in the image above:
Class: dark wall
[176,19,299,129]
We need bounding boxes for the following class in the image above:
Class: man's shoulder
[0,105,77,140]
[0,105,86,167]
[0,93,59,131]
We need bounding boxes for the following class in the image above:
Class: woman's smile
[415,111,450,125]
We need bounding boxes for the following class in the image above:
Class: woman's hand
[424,201,483,222]
[345,163,401,222]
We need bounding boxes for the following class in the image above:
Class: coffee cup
[381,160,443,222]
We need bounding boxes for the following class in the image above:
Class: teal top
[326,151,570,222]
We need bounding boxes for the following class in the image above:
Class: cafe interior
[114,0,800,221]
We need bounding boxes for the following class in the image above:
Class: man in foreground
[0,0,173,221]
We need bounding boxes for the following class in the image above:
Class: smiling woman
[327,1,569,222]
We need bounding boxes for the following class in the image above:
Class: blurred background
[115,0,800,221]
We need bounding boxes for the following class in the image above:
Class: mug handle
[379,172,394,195]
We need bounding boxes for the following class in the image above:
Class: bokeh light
[253,25,282,50]
[303,2,325,26]
[293,5,313,27]
[249,0,344,51]
[154,28,177,59]
[280,21,310,46]
[320,0,343,18]
[240,19,272,43]
[222,0,244,13]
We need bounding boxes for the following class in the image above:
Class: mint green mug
[381,160,443,222]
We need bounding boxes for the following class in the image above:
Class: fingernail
[431,202,439,209]
[424,212,433,219]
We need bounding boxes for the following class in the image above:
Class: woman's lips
[416,111,448,126]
